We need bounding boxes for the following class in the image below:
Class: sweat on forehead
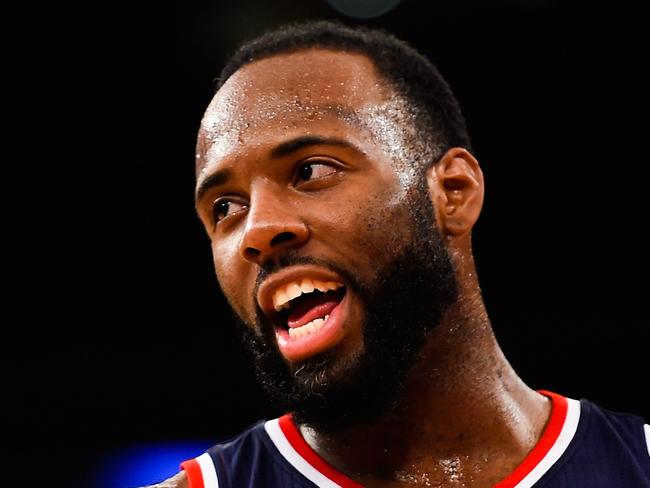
[196,49,428,180]
[220,49,387,104]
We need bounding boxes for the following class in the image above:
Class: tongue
[287,291,344,329]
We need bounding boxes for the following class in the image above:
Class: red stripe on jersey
[279,414,365,488]
[180,458,205,488]
[493,390,568,488]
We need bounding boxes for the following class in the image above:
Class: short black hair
[218,20,472,168]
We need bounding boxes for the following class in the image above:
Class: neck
[297,280,550,487]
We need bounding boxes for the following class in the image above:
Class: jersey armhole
[180,452,220,488]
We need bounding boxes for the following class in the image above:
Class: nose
[239,190,309,265]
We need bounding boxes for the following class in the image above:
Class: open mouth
[269,278,349,361]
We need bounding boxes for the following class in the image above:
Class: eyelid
[294,156,344,182]
[211,196,248,225]
[298,155,344,167]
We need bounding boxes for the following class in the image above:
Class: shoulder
[580,398,648,443]
[187,417,307,487]
[565,398,650,477]
[203,418,270,460]
[139,470,188,488]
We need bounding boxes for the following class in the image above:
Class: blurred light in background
[326,0,403,18]
[91,440,214,488]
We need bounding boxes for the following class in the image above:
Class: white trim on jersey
[265,418,343,488]
[644,424,650,458]
[512,397,581,488]
[197,451,220,488]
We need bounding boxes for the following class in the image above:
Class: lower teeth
[288,314,330,338]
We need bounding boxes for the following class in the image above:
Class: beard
[234,177,458,432]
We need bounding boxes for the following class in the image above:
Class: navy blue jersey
[181,391,650,487]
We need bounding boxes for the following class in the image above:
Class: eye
[296,161,338,184]
[212,199,247,223]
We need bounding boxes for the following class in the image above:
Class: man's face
[195,49,457,428]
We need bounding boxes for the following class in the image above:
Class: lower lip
[275,292,349,362]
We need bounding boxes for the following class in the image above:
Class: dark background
[12,0,648,486]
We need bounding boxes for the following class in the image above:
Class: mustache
[252,251,361,311]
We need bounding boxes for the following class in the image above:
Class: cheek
[212,241,256,324]
[318,184,415,276]
[359,196,414,259]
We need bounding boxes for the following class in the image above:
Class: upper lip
[257,265,347,325]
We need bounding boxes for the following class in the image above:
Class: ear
[426,147,484,236]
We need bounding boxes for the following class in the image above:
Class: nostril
[245,248,262,258]
[243,231,301,262]
[270,232,295,246]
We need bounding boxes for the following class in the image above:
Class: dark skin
[150,48,550,487]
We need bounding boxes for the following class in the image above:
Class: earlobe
[426,147,484,236]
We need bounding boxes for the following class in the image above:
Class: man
[146,21,649,488]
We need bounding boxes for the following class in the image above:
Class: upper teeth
[272,279,344,311]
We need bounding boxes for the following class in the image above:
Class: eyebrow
[195,168,233,203]
[270,135,357,158]
[195,135,362,203]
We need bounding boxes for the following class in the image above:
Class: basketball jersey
[181,391,650,487]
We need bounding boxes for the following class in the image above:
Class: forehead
[212,48,386,119]
[196,49,393,173]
